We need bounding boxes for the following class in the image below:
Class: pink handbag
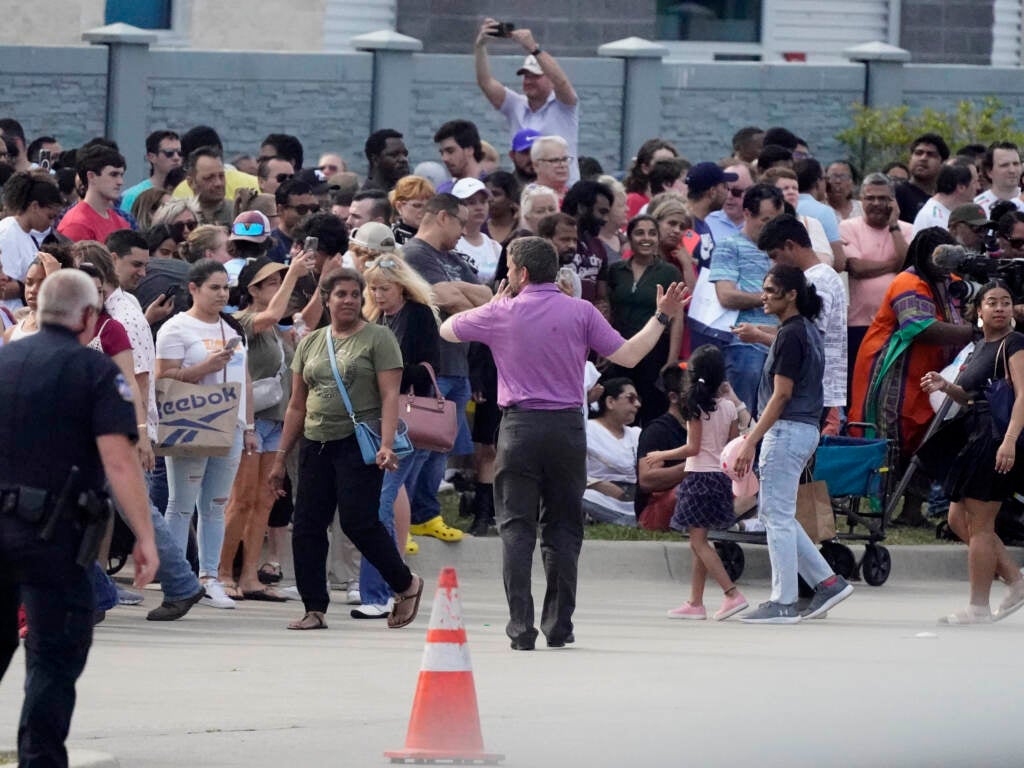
[402,362,457,453]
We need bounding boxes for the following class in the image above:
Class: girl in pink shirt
[644,345,748,621]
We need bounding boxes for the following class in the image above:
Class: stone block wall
[0,46,107,150]
[659,62,864,164]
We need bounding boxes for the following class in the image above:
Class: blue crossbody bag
[326,335,414,464]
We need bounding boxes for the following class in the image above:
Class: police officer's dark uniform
[0,321,137,767]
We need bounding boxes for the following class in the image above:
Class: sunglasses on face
[170,220,198,239]
[274,173,294,184]
[1007,237,1024,249]
[728,187,746,198]
[233,221,267,237]
[287,204,320,216]
[619,393,641,404]
[159,149,183,158]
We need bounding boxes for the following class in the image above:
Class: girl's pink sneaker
[667,602,707,620]
[714,591,749,621]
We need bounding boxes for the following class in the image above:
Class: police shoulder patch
[114,373,134,402]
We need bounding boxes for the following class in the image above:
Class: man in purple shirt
[441,237,689,650]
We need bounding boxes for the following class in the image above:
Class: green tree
[836,97,1024,173]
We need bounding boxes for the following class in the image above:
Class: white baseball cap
[451,177,489,200]
[517,55,543,76]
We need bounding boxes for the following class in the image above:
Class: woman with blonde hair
[178,224,230,264]
[131,187,172,231]
[389,175,436,245]
[353,254,441,617]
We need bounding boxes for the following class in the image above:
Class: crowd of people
[2,17,1024,649]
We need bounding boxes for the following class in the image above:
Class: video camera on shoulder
[940,244,1024,305]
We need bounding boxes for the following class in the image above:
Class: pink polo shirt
[450,283,625,410]
[839,217,914,327]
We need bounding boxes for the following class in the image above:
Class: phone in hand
[491,21,515,37]
[225,337,242,352]
[304,236,319,254]
[38,149,51,171]
[161,284,180,304]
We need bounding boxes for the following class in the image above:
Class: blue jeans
[144,470,202,601]
[757,419,833,604]
[165,426,244,578]
[722,342,768,415]
[690,327,766,414]
[409,375,472,526]
[358,447,431,606]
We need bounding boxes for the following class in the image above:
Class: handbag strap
[412,361,444,401]
[271,329,286,376]
[219,319,228,384]
[325,332,359,428]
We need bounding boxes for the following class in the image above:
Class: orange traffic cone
[384,567,504,765]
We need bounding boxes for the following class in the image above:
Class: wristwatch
[530,46,542,57]
[888,224,900,232]
[655,311,671,327]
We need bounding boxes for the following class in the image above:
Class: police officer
[0,269,158,768]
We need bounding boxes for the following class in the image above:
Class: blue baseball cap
[512,129,541,153]
[685,162,739,195]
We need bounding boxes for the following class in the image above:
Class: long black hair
[766,264,822,321]
[679,345,725,421]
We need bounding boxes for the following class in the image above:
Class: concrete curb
[404,537,1022,585]
[111,536,1023,588]
[0,751,118,767]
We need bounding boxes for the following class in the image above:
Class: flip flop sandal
[243,588,288,603]
[388,576,424,629]
[287,611,327,630]
[258,562,283,584]
[222,582,245,601]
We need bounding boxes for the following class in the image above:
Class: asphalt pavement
[1,538,1022,768]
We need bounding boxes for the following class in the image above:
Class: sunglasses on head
[288,204,320,216]
[368,258,398,270]
[233,221,266,237]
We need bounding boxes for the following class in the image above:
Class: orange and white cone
[384,567,504,765]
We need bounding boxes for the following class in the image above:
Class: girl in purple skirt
[644,345,748,621]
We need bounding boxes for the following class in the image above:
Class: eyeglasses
[274,173,294,184]
[619,393,641,405]
[537,156,571,165]
[287,204,320,216]
[159,149,183,158]
[1006,237,1024,249]
[233,221,267,237]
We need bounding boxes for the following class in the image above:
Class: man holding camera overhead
[474,17,580,185]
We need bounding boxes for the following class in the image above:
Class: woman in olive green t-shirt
[269,268,423,631]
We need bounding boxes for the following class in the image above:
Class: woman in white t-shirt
[0,172,63,312]
[452,178,502,285]
[156,259,256,608]
[583,378,642,526]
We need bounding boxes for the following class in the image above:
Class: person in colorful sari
[849,227,974,523]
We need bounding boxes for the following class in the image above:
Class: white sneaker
[199,580,236,609]
[346,582,362,605]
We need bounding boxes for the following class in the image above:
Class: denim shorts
[254,418,283,453]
